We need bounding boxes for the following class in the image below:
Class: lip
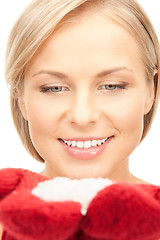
[58,136,113,160]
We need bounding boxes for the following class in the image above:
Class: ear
[144,70,157,115]
[18,96,28,121]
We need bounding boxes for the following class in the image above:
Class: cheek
[102,94,145,139]
[116,102,144,133]
[24,95,67,158]
[25,96,66,139]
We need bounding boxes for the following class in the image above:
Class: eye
[104,84,117,90]
[40,86,69,93]
[97,84,126,91]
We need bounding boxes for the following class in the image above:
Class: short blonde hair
[5,0,160,162]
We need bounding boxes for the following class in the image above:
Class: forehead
[27,13,145,79]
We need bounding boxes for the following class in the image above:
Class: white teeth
[84,141,92,149]
[67,141,72,146]
[77,141,84,149]
[62,137,109,149]
[71,141,76,147]
[64,140,72,146]
[91,140,98,147]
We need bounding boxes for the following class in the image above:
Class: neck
[107,159,146,184]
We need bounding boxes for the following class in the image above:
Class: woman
[0,0,160,237]
[5,0,159,182]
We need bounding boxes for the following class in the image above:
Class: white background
[0,0,160,184]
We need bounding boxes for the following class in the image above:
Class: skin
[19,13,155,182]
[0,223,2,239]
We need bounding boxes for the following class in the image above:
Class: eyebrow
[32,71,68,79]
[31,66,134,79]
[95,67,134,78]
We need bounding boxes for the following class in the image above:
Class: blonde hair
[5,0,160,162]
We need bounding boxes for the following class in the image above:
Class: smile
[61,137,109,149]
[59,137,113,160]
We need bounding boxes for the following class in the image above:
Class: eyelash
[40,86,69,93]
[97,84,127,91]
[40,84,127,94]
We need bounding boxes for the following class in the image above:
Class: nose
[66,90,101,127]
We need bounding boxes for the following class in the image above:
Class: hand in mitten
[1,168,160,240]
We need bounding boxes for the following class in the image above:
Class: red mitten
[0,168,48,200]
[1,168,160,240]
[0,169,82,240]
[81,183,160,240]
[0,191,81,240]
[0,168,22,200]
[0,168,48,240]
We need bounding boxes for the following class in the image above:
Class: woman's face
[19,14,154,180]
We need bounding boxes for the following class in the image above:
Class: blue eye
[98,84,126,91]
[104,85,117,90]
[40,86,68,93]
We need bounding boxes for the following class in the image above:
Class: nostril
[66,108,101,126]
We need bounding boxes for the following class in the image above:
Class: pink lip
[59,137,113,160]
